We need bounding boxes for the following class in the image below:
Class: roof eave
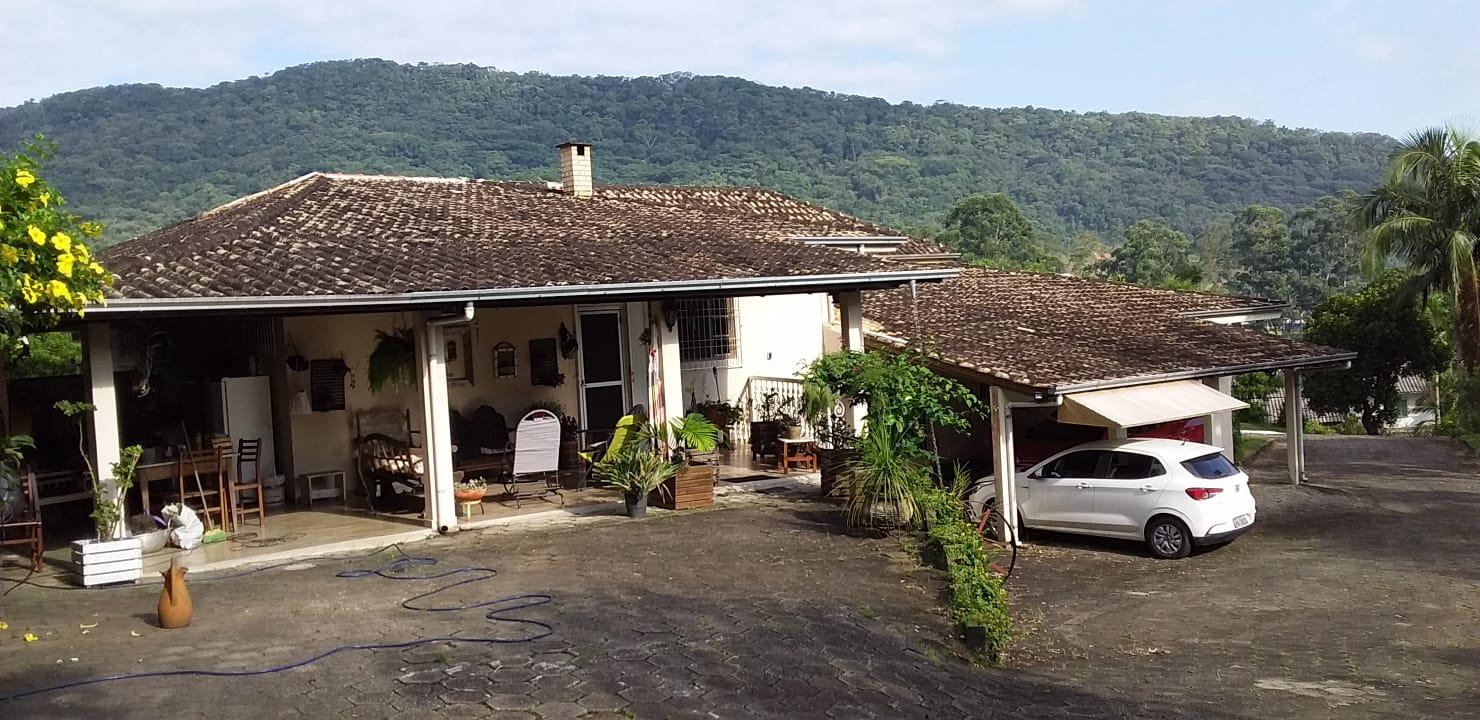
[1046,353,1358,397]
[90,268,959,317]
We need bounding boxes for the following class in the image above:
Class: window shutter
[310,359,347,412]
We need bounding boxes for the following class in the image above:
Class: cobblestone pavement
[1009,436,1480,719]
[3,437,1476,718]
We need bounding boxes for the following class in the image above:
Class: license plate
[1233,514,1252,528]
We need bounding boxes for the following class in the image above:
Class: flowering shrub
[0,138,112,356]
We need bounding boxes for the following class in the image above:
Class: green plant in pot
[668,413,720,464]
[592,435,677,518]
[802,381,857,497]
[845,422,926,531]
[368,328,417,394]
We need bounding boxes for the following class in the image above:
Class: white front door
[576,308,629,436]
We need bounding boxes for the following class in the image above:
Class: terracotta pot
[785,425,804,440]
[157,558,192,629]
[453,488,485,503]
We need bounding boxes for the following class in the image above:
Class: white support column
[1108,426,1129,439]
[1203,376,1236,460]
[1284,370,1306,485]
[988,386,1020,546]
[417,315,457,531]
[651,302,685,446]
[838,290,867,434]
[83,323,124,538]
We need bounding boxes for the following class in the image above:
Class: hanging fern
[368,328,417,393]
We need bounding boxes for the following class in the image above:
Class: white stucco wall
[679,293,831,409]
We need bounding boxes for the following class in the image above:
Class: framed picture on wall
[445,327,473,384]
[494,341,517,378]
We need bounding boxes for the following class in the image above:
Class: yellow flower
[19,276,39,304]
[47,280,71,301]
[0,245,18,265]
[51,232,71,252]
[76,244,90,262]
[23,632,38,643]
[57,252,75,277]
[89,261,105,275]
[27,225,46,245]
[15,169,35,188]
[38,191,51,207]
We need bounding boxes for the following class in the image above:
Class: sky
[4,0,1476,136]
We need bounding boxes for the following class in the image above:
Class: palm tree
[1357,127,1480,371]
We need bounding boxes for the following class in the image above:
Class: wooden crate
[652,463,716,510]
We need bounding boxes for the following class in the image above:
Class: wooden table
[135,456,223,517]
[776,437,818,475]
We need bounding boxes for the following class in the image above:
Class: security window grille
[676,298,737,364]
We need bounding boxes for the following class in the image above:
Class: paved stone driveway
[3,436,1476,718]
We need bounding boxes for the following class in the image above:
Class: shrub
[1304,420,1335,436]
[918,481,1011,663]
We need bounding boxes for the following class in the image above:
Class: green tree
[1096,218,1202,288]
[1195,216,1233,288]
[936,194,1063,271]
[1065,230,1106,276]
[1288,193,1363,310]
[1228,205,1295,300]
[1304,272,1448,434]
[1356,127,1480,375]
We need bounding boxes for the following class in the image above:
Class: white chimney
[557,142,593,199]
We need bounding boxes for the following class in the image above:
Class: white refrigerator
[209,376,277,479]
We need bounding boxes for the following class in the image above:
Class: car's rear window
[1181,452,1239,479]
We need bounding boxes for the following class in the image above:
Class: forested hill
[0,59,1395,244]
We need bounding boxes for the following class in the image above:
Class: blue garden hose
[0,545,554,704]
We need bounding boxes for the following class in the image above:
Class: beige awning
[1058,380,1249,428]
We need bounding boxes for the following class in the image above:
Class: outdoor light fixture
[662,300,679,331]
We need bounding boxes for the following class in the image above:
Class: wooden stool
[458,500,485,520]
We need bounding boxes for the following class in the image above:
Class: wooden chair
[0,468,43,572]
[230,438,267,530]
[177,444,230,533]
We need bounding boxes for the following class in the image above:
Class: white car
[973,438,1256,559]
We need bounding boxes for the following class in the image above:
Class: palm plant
[845,422,928,530]
[1357,127,1480,372]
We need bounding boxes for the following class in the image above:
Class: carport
[864,268,1356,542]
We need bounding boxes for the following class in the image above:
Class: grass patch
[1461,434,1480,453]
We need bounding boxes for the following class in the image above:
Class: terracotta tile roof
[865,267,1352,392]
[99,173,935,301]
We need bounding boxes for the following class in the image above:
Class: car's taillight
[1185,487,1224,501]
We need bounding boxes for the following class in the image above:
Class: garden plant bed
[653,462,716,510]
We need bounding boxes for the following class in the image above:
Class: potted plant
[592,439,676,519]
[453,477,486,503]
[693,400,742,448]
[845,423,925,531]
[802,381,857,497]
[657,413,720,510]
[749,391,795,460]
[368,328,416,394]
[56,401,146,586]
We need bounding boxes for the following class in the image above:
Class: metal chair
[230,438,267,530]
[502,410,563,508]
[0,468,43,572]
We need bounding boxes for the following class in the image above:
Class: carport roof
[864,267,1354,394]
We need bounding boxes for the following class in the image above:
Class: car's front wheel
[1145,516,1192,559]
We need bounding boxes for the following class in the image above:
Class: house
[1254,374,1434,431]
[17,143,952,559]
[10,140,1354,566]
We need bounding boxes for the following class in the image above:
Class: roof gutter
[1179,302,1289,321]
[1045,353,1358,398]
[89,268,959,316]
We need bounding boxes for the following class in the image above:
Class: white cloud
[3,0,1084,106]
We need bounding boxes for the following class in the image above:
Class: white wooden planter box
[71,537,143,586]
